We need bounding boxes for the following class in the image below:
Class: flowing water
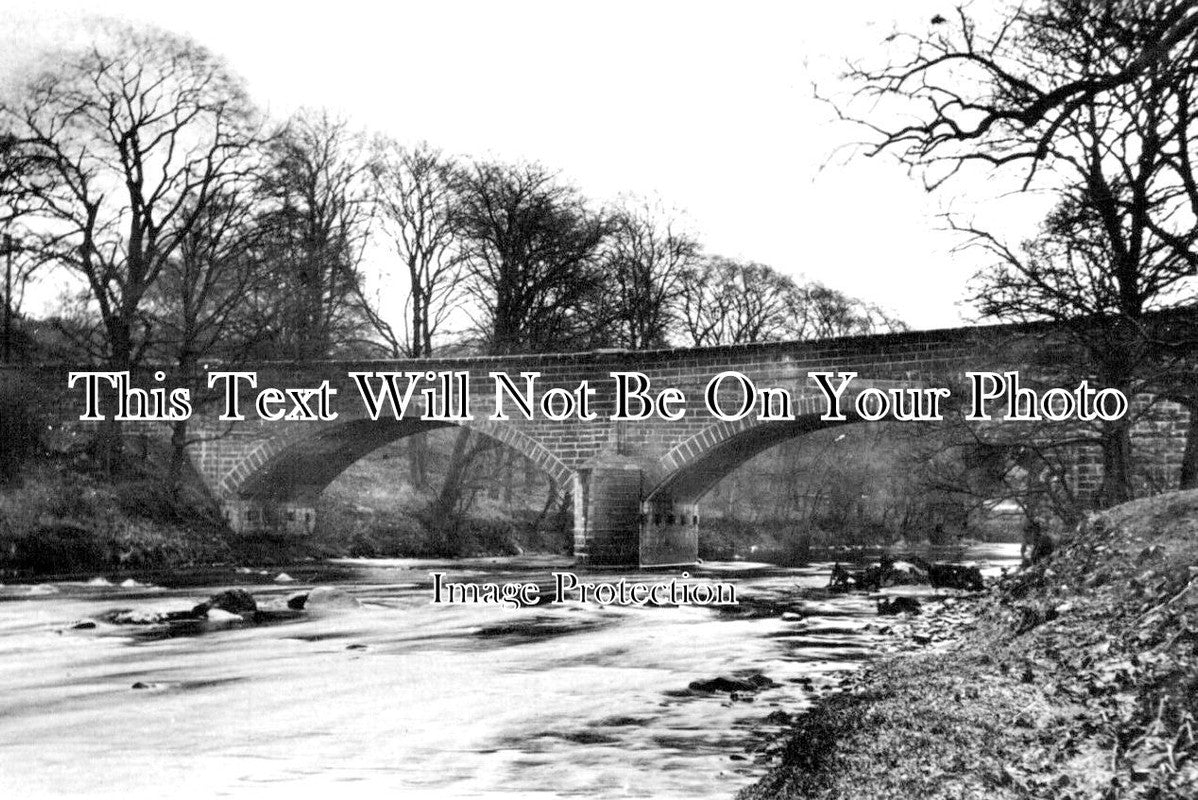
[0,544,1020,799]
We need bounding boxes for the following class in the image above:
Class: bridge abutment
[222,498,317,536]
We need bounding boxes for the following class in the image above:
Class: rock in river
[192,589,257,617]
[104,608,173,625]
[688,674,774,694]
[690,677,756,694]
[287,586,360,610]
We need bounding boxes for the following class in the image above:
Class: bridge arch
[634,404,864,564]
[648,412,858,506]
[205,416,572,533]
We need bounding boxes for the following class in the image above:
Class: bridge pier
[573,454,699,568]
[640,496,699,567]
[573,455,642,567]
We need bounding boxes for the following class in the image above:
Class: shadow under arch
[646,411,863,507]
[632,408,866,565]
[216,416,572,503]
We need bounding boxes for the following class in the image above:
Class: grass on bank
[742,490,1198,800]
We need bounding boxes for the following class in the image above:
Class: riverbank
[0,451,570,577]
[1,447,999,577]
[0,458,236,576]
[742,490,1198,800]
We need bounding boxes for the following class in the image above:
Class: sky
[0,0,1048,331]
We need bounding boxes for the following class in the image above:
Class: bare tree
[1,24,263,467]
[455,159,612,354]
[368,140,463,357]
[0,129,46,359]
[604,197,700,349]
[789,282,907,340]
[253,110,375,360]
[0,132,19,226]
[844,2,1198,198]
[675,256,797,346]
[675,256,904,347]
[368,140,464,488]
[147,179,277,491]
[427,160,611,541]
[845,0,1198,505]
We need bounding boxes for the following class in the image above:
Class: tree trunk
[1098,417,1135,508]
[430,429,482,553]
[432,429,473,518]
[429,429,501,552]
[501,451,512,505]
[407,433,428,490]
[169,417,189,501]
[531,478,561,533]
[167,351,201,499]
[96,324,134,475]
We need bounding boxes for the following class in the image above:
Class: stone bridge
[8,319,1193,566]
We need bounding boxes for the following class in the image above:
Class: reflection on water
[0,545,1020,799]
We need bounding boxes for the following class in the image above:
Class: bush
[0,389,43,483]
[0,460,233,577]
[13,523,106,574]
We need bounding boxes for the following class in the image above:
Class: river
[0,544,1020,799]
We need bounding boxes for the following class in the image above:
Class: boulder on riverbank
[829,556,984,594]
[910,558,985,592]
[876,596,921,616]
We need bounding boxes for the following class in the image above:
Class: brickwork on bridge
[10,319,1194,567]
